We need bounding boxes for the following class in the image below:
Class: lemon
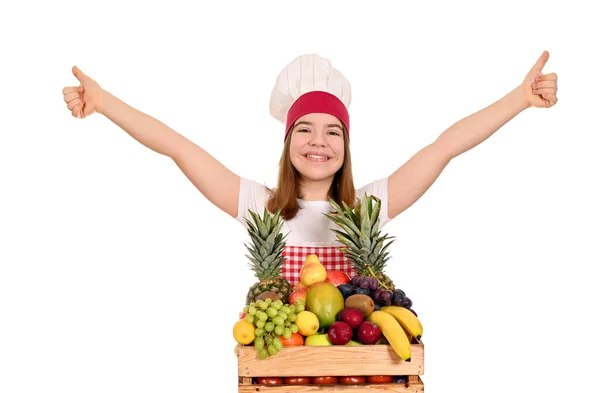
[296,311,319,336]
[233,319,255,345]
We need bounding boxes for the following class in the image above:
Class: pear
[304,254,321,266]
[300,262,327,287]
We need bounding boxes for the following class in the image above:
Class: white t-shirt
[235,177,391,247]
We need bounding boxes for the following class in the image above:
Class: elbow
[429,140,455,163]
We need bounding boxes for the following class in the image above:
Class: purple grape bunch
[337,276,418,317]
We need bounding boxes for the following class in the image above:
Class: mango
[306,282,345,329]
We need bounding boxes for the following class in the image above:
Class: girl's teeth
[306,155,328,160]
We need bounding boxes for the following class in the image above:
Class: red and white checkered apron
[282,245,357,286]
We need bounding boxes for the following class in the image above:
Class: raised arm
[387,51,558,219]
[63,66,240,218]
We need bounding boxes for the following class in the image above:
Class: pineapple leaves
[247,231,263,251]
[245,243,263,261]
[359,229,371,250]
[324,194,397,279]
[328,198,344,214]
[272,208,282,228]
[264,230,278,254]
[257,213,270,239]
[380,236,396,255]
[370,199,381,237]
[353,198,361,220]
[243,217,258,235]
[330,229,358,247]
[327,199,361,235]
[324,211,362,237]
[341,200,360,228]
[373,236,386,256]
[261,254,276,267]
[244,207,288,279]
[335,222,361,245]
[359,196,372,241]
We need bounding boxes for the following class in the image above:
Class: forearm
[98,91,185,158]
[435,85,531,159]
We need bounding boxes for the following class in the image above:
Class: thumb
[531,51,549,73]
[72,66,87,83]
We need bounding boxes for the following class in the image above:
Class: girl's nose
[309,132,326,146]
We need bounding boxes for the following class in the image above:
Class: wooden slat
[237,342,424,378]
[238,376,424,393]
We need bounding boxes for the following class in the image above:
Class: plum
[337,284,354,299]
[392,290,405,306]
[328,321,354,345]
[357,321,381,345]
[337,307,365,330]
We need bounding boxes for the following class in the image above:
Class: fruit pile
[233,298,307,359]
[234,253,423,362]
[338,277,418,316]
[233,195,424,369]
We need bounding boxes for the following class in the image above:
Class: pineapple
[243,208,292,305]
[324,194,396,291]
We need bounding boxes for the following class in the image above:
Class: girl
[62,53,558,286]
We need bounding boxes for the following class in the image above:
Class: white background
[1,1,599,393]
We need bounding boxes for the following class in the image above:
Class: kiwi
[344,294,375,317]
[256,291,281,302]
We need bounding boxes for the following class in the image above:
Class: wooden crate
[237,338,424,392]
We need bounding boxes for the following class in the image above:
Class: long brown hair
[266,123,356,220]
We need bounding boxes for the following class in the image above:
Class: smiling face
[288,113,346,184]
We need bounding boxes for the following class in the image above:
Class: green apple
[346,340,363,346]
[304,333,332,346]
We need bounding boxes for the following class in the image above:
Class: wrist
[512,84,532,111]
[97,89,112,115]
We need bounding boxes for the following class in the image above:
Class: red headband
[285,91,350,140]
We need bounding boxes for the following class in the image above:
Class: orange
[280,332,304,347]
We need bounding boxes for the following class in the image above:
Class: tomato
[256,377,283,385]
[311,376,338,385]
[339,376,366,384]
[283,376,311,385]
[280,332,304,347]
[366,375,394,384]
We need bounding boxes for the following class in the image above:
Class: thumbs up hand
[62,66,105,118]
[522,51,558,109]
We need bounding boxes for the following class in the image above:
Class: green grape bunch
[242,298,305,360]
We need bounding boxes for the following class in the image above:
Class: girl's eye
[297,128,310,133]
[328,130,341,136]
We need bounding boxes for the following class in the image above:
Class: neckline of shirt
[297,198,332,208]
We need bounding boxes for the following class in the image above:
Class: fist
[522,51,558,109]
[62,66,105,118]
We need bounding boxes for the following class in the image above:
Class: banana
[367,310,411,361]
[381,306,423,339]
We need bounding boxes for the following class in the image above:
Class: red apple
[326,270,350,286]
[328,321,354,345]
[357,321,381,345]
[288,286,308,305]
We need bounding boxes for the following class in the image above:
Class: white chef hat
[269,54,352,141]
